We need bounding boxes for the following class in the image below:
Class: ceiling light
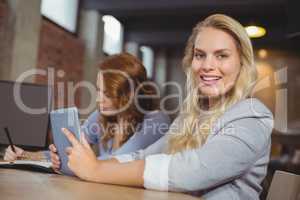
[245,26,266,38]
[258,49,268,59]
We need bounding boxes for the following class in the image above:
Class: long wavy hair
[167,14,257,154]
[98,53,158,150]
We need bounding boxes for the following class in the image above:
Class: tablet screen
[50,107,81,176]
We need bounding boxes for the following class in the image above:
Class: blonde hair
[168,14,257,154]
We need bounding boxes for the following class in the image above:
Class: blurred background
[0,0,300,199]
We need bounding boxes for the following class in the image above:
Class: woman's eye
[217,54,228,59]
[104,91,114,98]
[194,53,205,59]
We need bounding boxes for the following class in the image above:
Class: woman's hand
[62,128,99,181]
[62,128,144,187]
[49,144,61,172]
[4,145,24,162]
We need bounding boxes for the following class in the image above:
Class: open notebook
[0,160,55,174]
[0,107,81,175]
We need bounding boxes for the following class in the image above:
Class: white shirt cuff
[113,154,135,163]
[143,154,171,191]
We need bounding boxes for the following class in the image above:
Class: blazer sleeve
[143,111,273,192]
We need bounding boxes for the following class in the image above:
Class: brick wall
[0,0,8,55]
[1,2,85,108]
[0,0,7,23]
[36,19,85,109]
[0,0,13,79]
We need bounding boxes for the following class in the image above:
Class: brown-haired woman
[4,53,170,168]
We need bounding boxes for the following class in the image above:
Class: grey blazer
[116,98,274,200]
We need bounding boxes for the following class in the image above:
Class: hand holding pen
[3,127,24,162]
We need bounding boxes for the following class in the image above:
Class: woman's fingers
[5,152,18,162]
[51,158,60,166]
[4,146,20,161]
[50,157,60,170]
[49,144,57,152]
[51,158,60,168]
[81,133,92,150]
[4,153,16,162]
[14,146,24,156]
[6,146,16,156]
[49,144,60,163]
[49,147,61,170]
[51,160,60,171]
[62,128,80,147]
[65,147,73,155]
[50,151,60,162]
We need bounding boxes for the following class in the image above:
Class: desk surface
[0,169,200,200]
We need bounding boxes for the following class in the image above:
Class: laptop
[0,80,52,150]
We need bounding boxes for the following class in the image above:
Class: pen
[4,127,16,153]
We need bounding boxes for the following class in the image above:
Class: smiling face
[191,27,241,98]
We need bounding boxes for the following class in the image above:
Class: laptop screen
[0,80,52,150]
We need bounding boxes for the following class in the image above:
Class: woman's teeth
[200,76,221,81]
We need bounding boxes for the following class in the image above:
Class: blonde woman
[58,14,273,200]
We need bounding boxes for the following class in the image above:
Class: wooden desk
[0,169,200,200]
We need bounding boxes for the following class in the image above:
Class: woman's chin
[100,110,116,116]
[199,87,222,98]
[198,82,232,98]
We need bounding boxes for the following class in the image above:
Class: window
[140,46,154,78]
[102,15,123,55]
[41,0,79,33]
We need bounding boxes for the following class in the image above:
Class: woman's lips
[100,107,112,111]
[199,75,222,86]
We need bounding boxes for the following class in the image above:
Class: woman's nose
[97,92,104,104]
[201,56,216,71]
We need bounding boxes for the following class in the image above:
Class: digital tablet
[50,107,81,176]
